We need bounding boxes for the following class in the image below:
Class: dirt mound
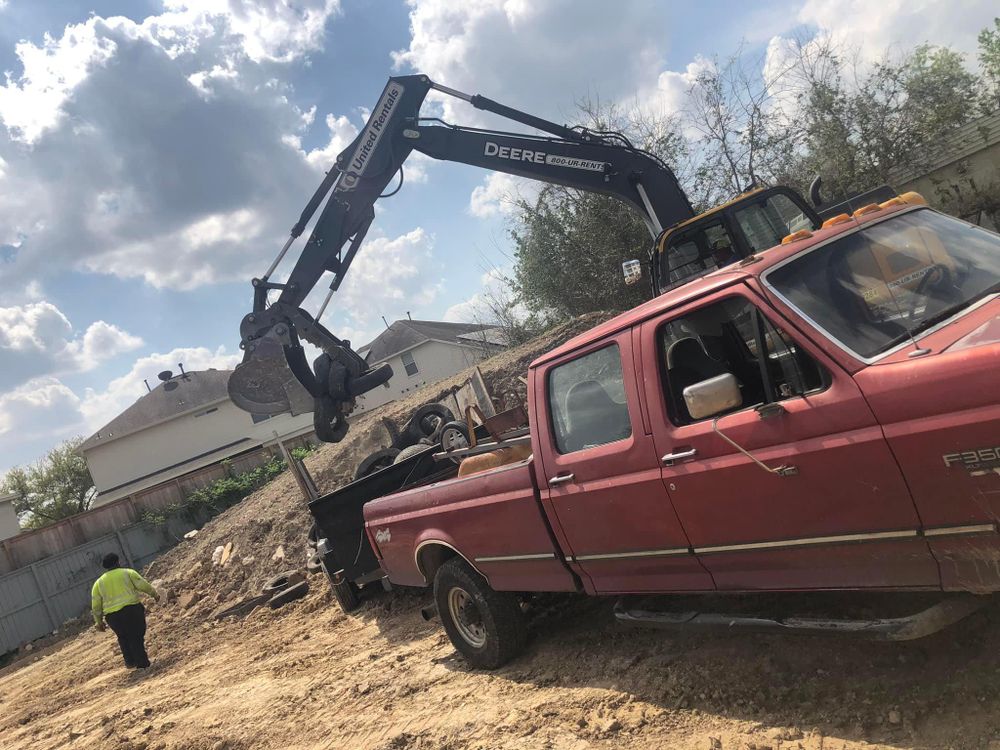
[145,314,612,621]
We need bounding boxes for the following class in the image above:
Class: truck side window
[660,297,824,425]
[548,344,632,454]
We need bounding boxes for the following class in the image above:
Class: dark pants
[105,603,149,668]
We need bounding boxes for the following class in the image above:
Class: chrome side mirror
[622,259,642,285]
[683,373,742,420]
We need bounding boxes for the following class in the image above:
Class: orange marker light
[821,213,851,228]
[781,229,813,244]
[852,203,882,217]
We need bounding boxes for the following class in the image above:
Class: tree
[979,18,1000,111]
[2,437,96,529]
[791,42,978,200]
[509,101,687,319]
[684,47,798,208]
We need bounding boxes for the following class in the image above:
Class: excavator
[227,74,892,442]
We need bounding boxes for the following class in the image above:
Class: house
[354,320,504,413]
[889,111,1000,231]
[82,368,316,507]
[0,493,20,541]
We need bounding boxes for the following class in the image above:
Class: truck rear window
[548,344,632,454]
[765,210,1000,360]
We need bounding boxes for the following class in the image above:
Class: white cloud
[0,12,342,291]
[304,113,359,171]
[322,227,441,347]
[0,377,83,441]
[443,267,515,323]
[0,301,143,389]
[469,172,538,219]
[165,0,342,64]
[0,21,117,144]
[393,0,671,129]
[795,0,998,63]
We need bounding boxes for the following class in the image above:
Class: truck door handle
[549,473,575,486]
[662,448,697,464]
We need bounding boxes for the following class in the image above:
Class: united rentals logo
[340,82,404,190]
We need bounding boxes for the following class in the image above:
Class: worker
[92,553,160,669]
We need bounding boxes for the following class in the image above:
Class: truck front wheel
[433,558,526,669]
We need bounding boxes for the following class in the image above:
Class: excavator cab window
[663,220,739,285]
[735,193,814,253]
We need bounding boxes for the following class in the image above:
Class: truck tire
[321,558,361,613]
[393,443,429,463]
[262,570,305,596]
[354,448,400,480]
[433,557,526,669]
[406,404,455,443]
[268,580,310,609]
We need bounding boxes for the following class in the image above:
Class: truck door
[640,285,939,590]
[532,330,714,594]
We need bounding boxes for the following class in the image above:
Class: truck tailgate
[364,459,576,592]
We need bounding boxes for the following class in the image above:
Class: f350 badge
[375,528,391,544]
[943,445,1000,477]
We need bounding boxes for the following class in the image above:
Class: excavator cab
[649,186,821,293]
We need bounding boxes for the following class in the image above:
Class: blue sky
[0,0,995,474]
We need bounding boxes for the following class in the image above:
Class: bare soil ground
[3,316,1000,750]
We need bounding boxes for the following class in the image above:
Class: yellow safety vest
[91,568,156,623]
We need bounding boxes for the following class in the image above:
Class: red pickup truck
[362,200,1000,668]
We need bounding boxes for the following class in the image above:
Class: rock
[709,738,722,749]
[356,681,371,695]
[769,727,804,741]
[24,643,33,652]
[143,707,153,716]
[220,542,234,567]
[600,718,621,735]
[183,529,199,539]
[888,710,902,726]
[177,591,202,610]
[211,546,225,566]
[271,546,285,562]
[210,741,229,750]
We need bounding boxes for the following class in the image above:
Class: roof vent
[158,370,173,382]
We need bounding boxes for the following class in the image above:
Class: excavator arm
[228,74,695,442]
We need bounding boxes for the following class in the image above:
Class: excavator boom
[228,73,825,443]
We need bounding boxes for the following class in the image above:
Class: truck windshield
[765,210,1000,360]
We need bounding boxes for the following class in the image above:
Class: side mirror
[683,373,742,420]
[622,259,642,286]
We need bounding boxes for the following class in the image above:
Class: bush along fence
[0,444,314,656]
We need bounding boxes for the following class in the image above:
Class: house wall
[0,495,20,542]
[85,401,314,507]
[897,141,1000,231]
[355,340,492,413]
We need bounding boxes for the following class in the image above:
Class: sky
[0,0,996,474]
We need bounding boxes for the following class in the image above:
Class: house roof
[80,369,232,451]
[359,320,494,363]
[889,111,1000,185]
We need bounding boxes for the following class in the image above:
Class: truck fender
[413,534,488,587]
